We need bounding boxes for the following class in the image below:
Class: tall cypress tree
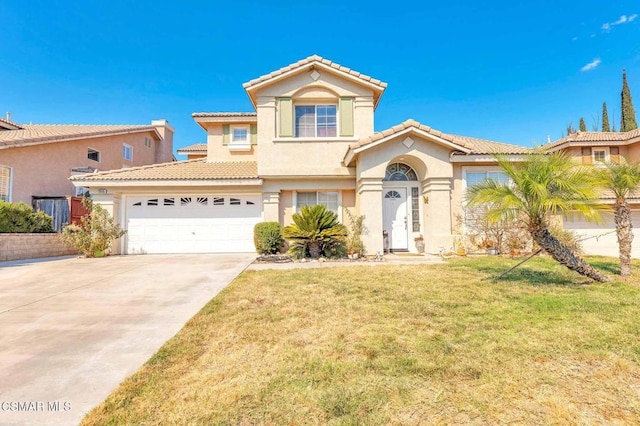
[621,69,638,131]
[602,102,611,132]
[579,117,587,132]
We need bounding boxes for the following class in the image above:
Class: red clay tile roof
[545,129,640,151]
[0,124,160,149]
[448,134,532,154]
[176,143,207,153]
[242,55,387,90]
[70,159,258,182]
[349,119,531,155]
[191,112,257,118]
[0,117,23,130]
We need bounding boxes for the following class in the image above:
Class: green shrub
[283,205,347,259]
[60,198,125,257]
[253,222,284,254]
[0,201,54,233]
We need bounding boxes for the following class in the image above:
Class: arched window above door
[384,163,417,181]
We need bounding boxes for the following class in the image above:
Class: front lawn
[82,256,640,425]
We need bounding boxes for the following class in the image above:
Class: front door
[383,188,408,250]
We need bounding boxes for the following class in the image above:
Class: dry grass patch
[82,256,640,425]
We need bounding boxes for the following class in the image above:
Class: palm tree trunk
[530,226,610,282]
[309,241,321,259]
[614,199,633,277]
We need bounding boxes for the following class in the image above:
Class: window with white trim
[231,126,249,144]
[464,170,510,230]
[123,144,133,161]
[592,148,609,163]
[0,166,12,202]
[295,105,337,137]
[296,191,339,214]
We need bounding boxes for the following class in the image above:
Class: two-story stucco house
[1,117,174,229]
[70,55,639,258]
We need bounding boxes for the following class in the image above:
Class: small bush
[0,201,54,233]
[283,205,347,259]
[253,222,284,254]
[60,198,125,257]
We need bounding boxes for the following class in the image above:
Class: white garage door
[125,195,261,254]
[563,210,640,258]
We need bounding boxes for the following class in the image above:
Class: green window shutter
[277,97,293,137]
[250,124,257,145]
[222,124,230,145]
[339,97,354,137]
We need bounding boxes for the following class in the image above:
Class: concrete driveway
[0,253,254,426]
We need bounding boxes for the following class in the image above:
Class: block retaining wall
[0,233,78,262]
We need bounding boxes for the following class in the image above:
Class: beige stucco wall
[205,123,258,162]
[2,130,169,204]
[628,143,640,163]
[253,70,375,177]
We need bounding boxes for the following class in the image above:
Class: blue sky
[1,1,639,155]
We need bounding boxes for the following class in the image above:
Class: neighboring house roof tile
[545,129,640,151]
[242,55,388,90]
[0,117,23,129]
[176,143,207,153]
[70,159,258,182]
[0,124,160,149]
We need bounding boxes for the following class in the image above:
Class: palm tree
[467,152,610,282]
[283,204,347,259]
[592,159,640,276]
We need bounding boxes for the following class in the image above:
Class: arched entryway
[382,162,421,251]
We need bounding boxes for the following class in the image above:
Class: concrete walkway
[0,253,254,426]
[247,253,444,270]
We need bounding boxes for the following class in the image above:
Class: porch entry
[382,162,420,251]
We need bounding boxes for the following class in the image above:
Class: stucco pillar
[357,178,384,255]
[262,191,280,222]
[91,192,123,254]
[423,177,454,253]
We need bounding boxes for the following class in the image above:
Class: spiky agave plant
[283,204,347,259]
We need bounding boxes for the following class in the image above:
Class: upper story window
[0,166,12,202]
[295,105,337,137]
[231,126,249,144]
[87,148,100,162]
[123,144,133,161]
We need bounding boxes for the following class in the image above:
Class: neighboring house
[70,55,638,258]
[0,117,174,229]
[177,143,207,159]
[544,129,640,257]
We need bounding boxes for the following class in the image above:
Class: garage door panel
[564,211,640,258]
[126,195,261,254]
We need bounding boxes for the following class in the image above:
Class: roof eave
[243,61,387,110]
[70,178,263,187]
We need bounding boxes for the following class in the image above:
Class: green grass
[82,256,640,425]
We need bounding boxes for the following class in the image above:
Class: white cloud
[581,58,601,72]
[601,14,638,30]
[572,36,579,41]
